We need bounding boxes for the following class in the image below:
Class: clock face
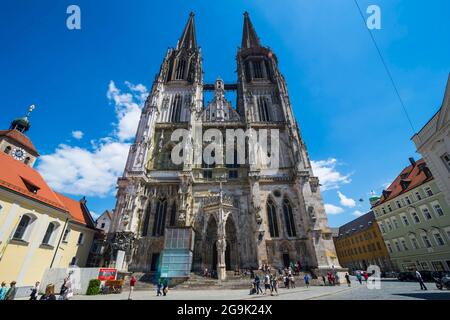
[12,148,26,161]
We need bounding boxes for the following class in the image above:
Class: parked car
[397,272,415,281]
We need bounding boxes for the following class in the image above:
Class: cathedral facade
[107,12,339,279]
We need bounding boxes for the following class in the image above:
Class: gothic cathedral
[107,12,340,280]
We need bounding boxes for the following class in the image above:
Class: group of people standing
[0,275,73,301]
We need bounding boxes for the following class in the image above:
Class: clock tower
[0,105,39,167]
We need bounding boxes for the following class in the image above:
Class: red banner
[98,268,117,281]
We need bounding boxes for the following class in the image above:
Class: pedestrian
[270,274,278,296]
[264,273,271,295]
[356,272,362,284]
[335,273,340,286]
[289,275,296,288]
[162,278,169,296]
[156,280,162,296]
[255,275,263,294]
[304,274,310,288]
[322,275,326,286]
[30,281,40,300]
[345,273,351,287]
[415,270,428,291]
[40,284,57,300]
[284,275,290,289]
[62,275,73,300]
[5,281,17,300]
[128,274,137,300]
[0,282,7,300]
[363,272,369,282]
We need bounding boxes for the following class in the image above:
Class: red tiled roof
[375,159,433,206]
[55,192,96,229]
[0,152,65,210]
[0,152,95,229]
[0,130,39,156]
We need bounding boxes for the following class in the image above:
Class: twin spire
[176,11,262,50]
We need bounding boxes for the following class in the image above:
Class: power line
[353,0,416,134]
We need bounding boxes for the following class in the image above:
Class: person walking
[30,281,40,300]
[128,274,137,300]
[345,273,351,287]
[321,275,326,286]
[415,270,428,291]
[304,274,310,288]
[270,274,278,296]
[255,275,263,294]
[156,280,163,296]
[40,284,57,300]
[0,282,7,300]
[264,273,271,295]
[5,281,17,300]
[356,272,363,284]
[162,278,169,296]
[289,274,296,288]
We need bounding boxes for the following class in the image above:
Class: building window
[396,200,402,208]
[282,199,296,237]
[101,223,105,229]
[380,223,386,233]
[392,218,399,229]
[415,191,422,201]
[62,228,70,242]
[175,59,186,80]
[441,153,450,172]
[203,170,213,179]
[253,60,264,79]
[386,243,393,253]
[410,237,419,250]
[422,235,432,248]
[401,215,410,226]
[169,203,177,227]
[386,221,393,231]
[171,94,182,123]
[141,202,151,237]
[401,239,408,251]
[405,196,411,205]
[433,233,445,246]
[77,233,84,245]
[42,222,56,245]
[394,241,401,252]
[422,207,432,220]
[411,211,420,224]
[69,257,78,266]
[432,203,444,217]
[257,96,271,122]
[387,204,392,212]
[424,187,433,197]
[13,215,32,240]
[152,198,167,237]
[266,199,279,238]
[228,170,238,179]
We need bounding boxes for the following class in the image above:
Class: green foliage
[86,279,101,295]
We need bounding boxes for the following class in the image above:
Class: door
[282,253,290,268]
[151,253,160,272]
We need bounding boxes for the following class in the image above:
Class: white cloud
[337,191,356,208]
[107,80,148,142]
[37,81,148,197]
[311,158,351,191]
[324,204,344,215]
[352,210,365,217]
[71,130,84,140]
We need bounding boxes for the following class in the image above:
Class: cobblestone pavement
[70,279,450,300]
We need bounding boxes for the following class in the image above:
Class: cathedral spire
[177,12,197,50]
[241,12,261,49]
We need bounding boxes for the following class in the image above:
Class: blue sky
[1,0,449,227]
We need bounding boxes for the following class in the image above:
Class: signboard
[98,268,117,281]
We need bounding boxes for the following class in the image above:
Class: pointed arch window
[141,202,151,237]
[267,199,279,237]
[257,96,271,122]
[171,94,182,123]
[42,222,56,245]
[283,199,297,237]
[152,198,167,236]
[175,59,186,80]
[253,60,264,79]
[169,203,177,227]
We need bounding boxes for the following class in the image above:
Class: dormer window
[4,146,11,154]
[20,177,40,194]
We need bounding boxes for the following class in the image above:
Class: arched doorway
[225,217,238,271]
[204,216,218,270]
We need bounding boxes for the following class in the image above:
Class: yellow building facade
[0,113,97,288]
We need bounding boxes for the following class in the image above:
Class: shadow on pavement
[393,292,450,300]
